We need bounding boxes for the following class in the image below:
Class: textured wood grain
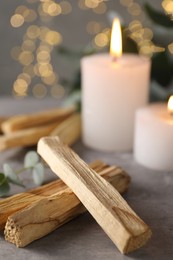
[0,123,58,151]
[37,137,152,254]
[50,113,81,146]
[1,106,75,133]
[4,161,130,248]
[0,160,130,231]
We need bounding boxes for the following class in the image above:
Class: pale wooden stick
[37,137,152,254]
[0,160,130,230]
[2,107,75,134]
[50,113,81,146]
[0,123,59,151]
[4,162,130,247]
[0,117,8,133]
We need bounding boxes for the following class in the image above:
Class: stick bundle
[2,107,75,133]
[0,112,81,151]
[37,137,152,254]
[3,161,130,247]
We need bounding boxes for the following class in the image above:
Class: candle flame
[168,95,173,115]
[110,18,122,60]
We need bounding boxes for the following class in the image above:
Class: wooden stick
[50,113,81,146]
[0,160,130,231]
[4,161,130,247]
[0,123,59,151]
[37,137,152,254]
[1,107,75,134]
[0,117,8,133]
[0,113,81,151]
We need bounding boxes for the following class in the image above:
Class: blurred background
[0,0,172,100]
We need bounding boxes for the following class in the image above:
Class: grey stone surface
[0,97,173,259]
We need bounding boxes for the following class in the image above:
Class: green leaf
[3,164,24,187]
[64,90,81,108]
[0,173,10,197]
[151,51,173,86]
[32,163,44,186]
[24,151,39,168]
[144,3,173,28]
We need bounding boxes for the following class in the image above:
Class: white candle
[134,97,173,171]
[81,18,151,151]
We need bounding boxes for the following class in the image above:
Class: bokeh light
[32,83,47,98]
[10,14,24,28]
[51,84,65,98]
[60,1,72,14]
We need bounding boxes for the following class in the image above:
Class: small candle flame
[110,18,122,60]
[168,95,173,115]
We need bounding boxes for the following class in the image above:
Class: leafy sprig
[0,151,44,197]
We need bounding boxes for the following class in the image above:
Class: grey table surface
[0,97,173,260]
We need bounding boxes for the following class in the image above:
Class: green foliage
[3,164,24,187]
[24,151,39,168]
[32,162,44,186]
[144,3,173,28]
[0,173,10,197]
[0,151,45,197]
[151,51,173,87]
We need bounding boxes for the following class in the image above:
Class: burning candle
[81,18,151,151]
[134,96,173,171]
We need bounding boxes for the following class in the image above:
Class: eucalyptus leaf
[32,163,44,186]
[144,3,173,28]
[64,90,81,107]
[3,164,24,187]
[24,151,39,168]
[0,172,6,185]
[0,173,10,197]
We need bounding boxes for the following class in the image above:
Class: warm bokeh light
[86,21,102,34]
[32,83,47,98]
[41,72,58,85]
[42,1,62,16]
[94,33,109,48]
[168,43,173,54]
[110,18,122,59]
[19,51,34,65]
[128,3,141,16]
[10,14,24,28]
[13,79,28,96]
[78,0,88,10]
[168,95,173,115]
[162,0,173,16]
[37,50,51,63]
[51,84,65,98]
[44,31,62,45]
[120,0,133,7]
[85,0,99,9]
[27,25,40,39]
[60,1,72,14]
[17,73,31,85]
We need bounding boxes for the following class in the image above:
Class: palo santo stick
[2,106,75,134]
[0,160,130,231]
[4,162,130,248]
[50,113,81,146]
[0,123,59,151]
[38,137,152,254]
[0,117,8,133]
